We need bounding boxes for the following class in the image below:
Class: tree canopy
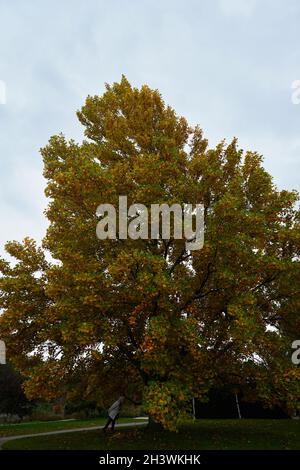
[1,77,300,430]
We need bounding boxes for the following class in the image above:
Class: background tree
[1,77,300,430]
[0,363,35,420]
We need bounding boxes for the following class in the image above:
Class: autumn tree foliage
[1,77,300,429]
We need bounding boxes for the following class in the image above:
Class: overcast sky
[1,0,300,258]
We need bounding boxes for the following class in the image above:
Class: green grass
[0,417,140,437]
[2,419,300,450]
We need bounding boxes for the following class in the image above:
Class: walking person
[103,396,125,433]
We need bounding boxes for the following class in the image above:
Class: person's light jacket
[108,398,123,420]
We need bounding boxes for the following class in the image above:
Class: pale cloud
[0,162,47,258]
[219,0,258,17]
[0,80,6,105]
[0,0,300,259]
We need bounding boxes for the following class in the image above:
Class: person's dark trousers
[103,416,115,431]
[103,413,119,432]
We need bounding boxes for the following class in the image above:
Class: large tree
[1,77,300,429]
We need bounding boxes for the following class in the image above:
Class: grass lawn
[2,419,300,450]
[0,417,142,437]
